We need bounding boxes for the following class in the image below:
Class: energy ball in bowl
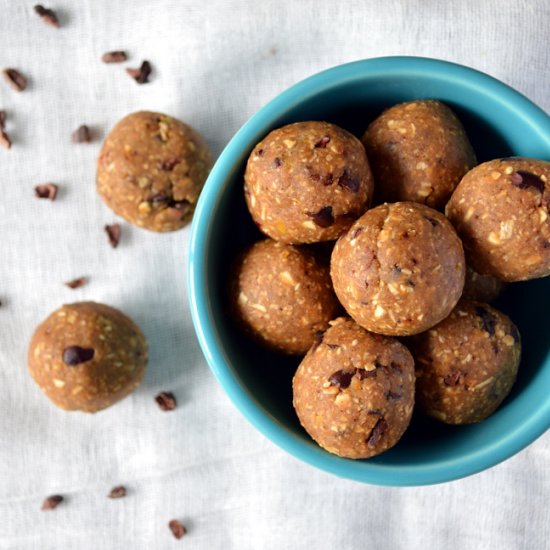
[229,239,341,355]
[331,202,465,336]
[97,111,213,232]
[462,265,506,303]
[244,121,374,244]
[446,157,550,281]
[408,300,521,424]
[28,302,148,413]
[362,99,476,210]
[293,317,415,459]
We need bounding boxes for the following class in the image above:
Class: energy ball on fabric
[462,265,506,303]
[229,239,340,355]
[362,99,476,210]
[330,202,465,336]
[244,121,374,244]
[408,300,521,425]
[293,317,415,459]
[28,302,147,413]
[97,111,213,232]
[446,157,550,281]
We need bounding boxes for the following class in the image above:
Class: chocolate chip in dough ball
[446,157,550,281]
[293,317,415,459]
[230,239,340,355]
[97,111,213,232]
[462,265,506,303]
[408,300,521,424]
[362,100,476,210]
[244,121,374,244]
[331,202,465,336]
[28,302,148,413]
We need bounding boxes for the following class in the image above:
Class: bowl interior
[190,58,550,485]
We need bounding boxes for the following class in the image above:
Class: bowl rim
[188,55,550,486]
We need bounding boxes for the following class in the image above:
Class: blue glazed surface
[188,56,550,486]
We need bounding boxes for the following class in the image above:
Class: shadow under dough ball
[462,265,506,303]
[408,300,521,424]
[362,99,476,210]
[229,238,340,355]
[293,317,415,459]
[244,121,374,244]
[97,111,213,232]
[28,302,148,413]
[331,202,465,336]
[446,157,550,281]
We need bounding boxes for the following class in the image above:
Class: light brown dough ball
[408,300,521,424]
[331,202,465,336]
[362,100,476,210]
[97,111,213,232]
[28,302,148,413]
[244,121,374,244]
[462,265,506,303]
[446,157,550,281]
[293,317,415,459]
[230,239,341,355]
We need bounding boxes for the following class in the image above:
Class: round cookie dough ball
[97,111,213,232]
[331,202,465,336]
[408,300,521,424]
[244,121,374,244]
[230,239,340,355]
[28,302,148,413]
[446,157,550,281]
[293,317,415,459]
[362,99,476,210]
[462,265,506,303]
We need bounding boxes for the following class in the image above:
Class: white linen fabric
[0,0,549,548]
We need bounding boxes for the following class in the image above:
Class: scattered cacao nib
[34,183,58,200]
[322,173,334,186]
[126,60,151,84]
[64,276,87,289]
[325,343,340,350]
[356,368,376,380]
[328,369,355,389]
[311,330,324,351]
[475,306,496,336]
[511,171,544,193]
[338,171,360,193]
[148,192,170,205]
[510,324,521,344]
[307,206,334,228]
[101,51,128,64]
[443,370,462,386]
[389,362,402,373]
[0,130,11,149]
[105,224,121,248]
[386,389,403,399]
[71,125,92,143]
[168,519,187,540]
[155,391,177,411]
[366,417,387,448]
[255,148,264,157]
[424,215,439,227]
[108,485,127,499]
[41,495,63,511]
[350,227,363,240]
[314,135,331,148]
[158,157,180,171]
[392,264,402,275]
[273,157,282,168]
[63,346,95,366]
[2,68,28,92]
[0,110,5,128]
[33,5,60,27]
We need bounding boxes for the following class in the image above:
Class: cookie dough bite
[362,99,476,210]
[408,300,521,424]
[230,239,341,355]
[331,202,465,336]
[97,111,213,232]
[462,265,506,303]
[28,302,147,413]
[446,157,550,281]
[244,121,374,244]
[293,317,415,459]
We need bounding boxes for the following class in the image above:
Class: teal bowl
[188,56,550,485]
